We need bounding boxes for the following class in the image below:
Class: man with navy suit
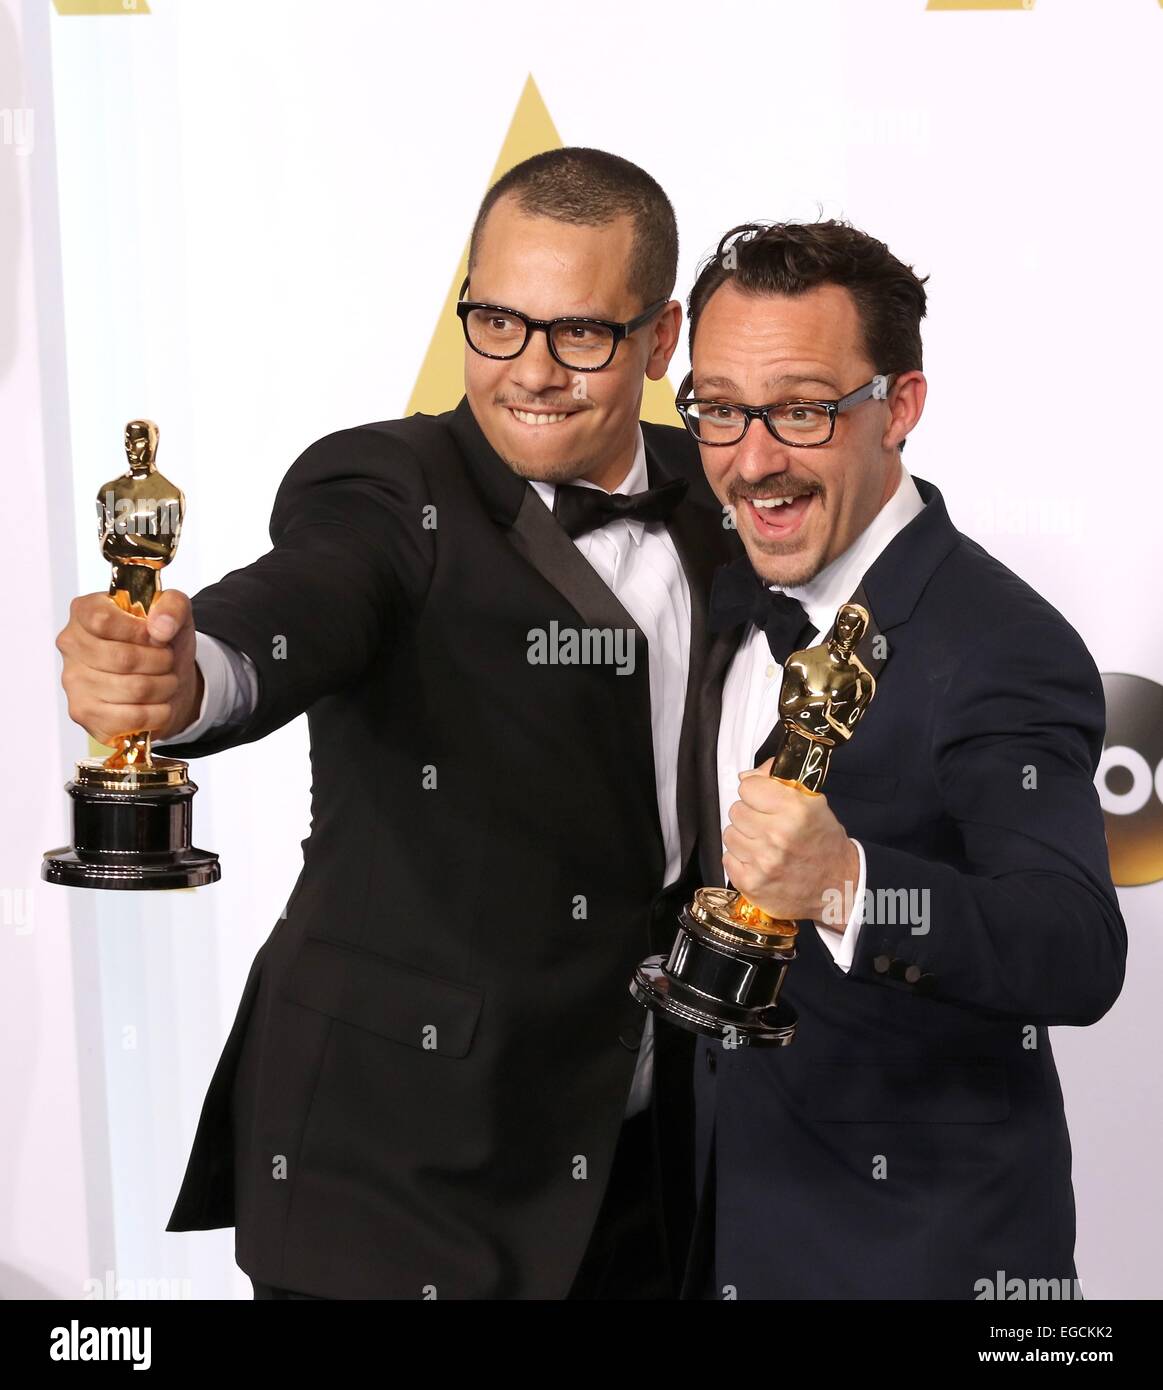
[675,220,1127,1300]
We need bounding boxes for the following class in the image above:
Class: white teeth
[512,409,571,425]
[752,496,797,508]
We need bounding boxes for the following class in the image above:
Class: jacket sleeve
[848,617,1127,1026]
[156,426,434,760]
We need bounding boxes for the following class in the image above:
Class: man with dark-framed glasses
[56,146,736,1299]
[456,277,671,375]
[677,219,1126,1300]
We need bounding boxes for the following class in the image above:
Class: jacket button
[873,954,892,974]
[904,964,922,984]
[618,1028,642,1050]
[706,1048,718,1074]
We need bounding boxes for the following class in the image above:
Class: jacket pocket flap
[280,935,483,1058]
[805,1058,1009,1123]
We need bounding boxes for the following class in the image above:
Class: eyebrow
[471,292,621,321]
[694,373,840,395]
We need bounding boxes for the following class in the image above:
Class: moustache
[727,480,823,504]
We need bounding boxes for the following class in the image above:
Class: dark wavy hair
[687,218,929,375]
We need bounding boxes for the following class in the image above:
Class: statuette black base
[631,895,798,1046]
[42,757,219,891]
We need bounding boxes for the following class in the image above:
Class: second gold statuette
[631,602,876,1045]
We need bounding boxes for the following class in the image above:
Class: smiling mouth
[506,407,580,426]
[747,494,809,510]
[739,490,819,537]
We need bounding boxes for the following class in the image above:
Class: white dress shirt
[716,466,925,971]
[158,424,691,1119]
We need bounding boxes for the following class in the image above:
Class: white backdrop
[3,0,1160,1299]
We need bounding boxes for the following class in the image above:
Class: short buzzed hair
[468,147,679,310]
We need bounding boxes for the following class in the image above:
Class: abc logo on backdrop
[1098,674,1163,887]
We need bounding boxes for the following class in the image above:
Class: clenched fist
[55,589,204,748]
[722,758,860,927]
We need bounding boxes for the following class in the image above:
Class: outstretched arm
[149,426,435,760]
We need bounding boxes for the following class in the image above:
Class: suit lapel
[507,485,645,639]
[860,475,960,630]
[650,448,721,882]
[696,627,741,887]
[448,396,662,854]
[827,581,891,680]
[447,394,751,888]
[507,479,662,859]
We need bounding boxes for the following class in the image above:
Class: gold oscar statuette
[42,420,220,890]
[631,602,876,1045]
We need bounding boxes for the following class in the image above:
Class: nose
[731,417,791,485]
[510,327,573,398]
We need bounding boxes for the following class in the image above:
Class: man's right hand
[56,589,204,747]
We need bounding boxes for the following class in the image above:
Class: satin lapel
[507,486,661,842]
[840,581,892,683]
[662,495,720,880]
[696,626,742,888]
[449,392,659,841]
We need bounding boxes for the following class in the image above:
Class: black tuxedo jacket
[687,476,1127,1300]
[161,395,736,1298]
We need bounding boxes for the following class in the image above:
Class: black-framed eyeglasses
[675,370,894,447]
[455,275,668,372]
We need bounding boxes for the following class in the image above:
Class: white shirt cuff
[155,630,258,745]
[813,838,866,973]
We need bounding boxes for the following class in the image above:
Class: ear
[882,370,927,451]
[645,301,683,382]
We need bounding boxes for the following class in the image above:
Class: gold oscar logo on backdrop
[1097,673,1163,887]
[407,74,679,426]
[52,1,151,14]
[928,1,1162,9]
[926,1,1035,10]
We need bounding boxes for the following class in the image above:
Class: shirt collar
[776,465,926,634]
[529,426,650,545]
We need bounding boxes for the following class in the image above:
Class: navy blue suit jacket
[687,476,1127,1300]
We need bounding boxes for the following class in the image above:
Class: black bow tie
[709,555,817,665]
[552,477,688,539]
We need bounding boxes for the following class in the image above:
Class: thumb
[740,758,775,780]
[146,589,192,644]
